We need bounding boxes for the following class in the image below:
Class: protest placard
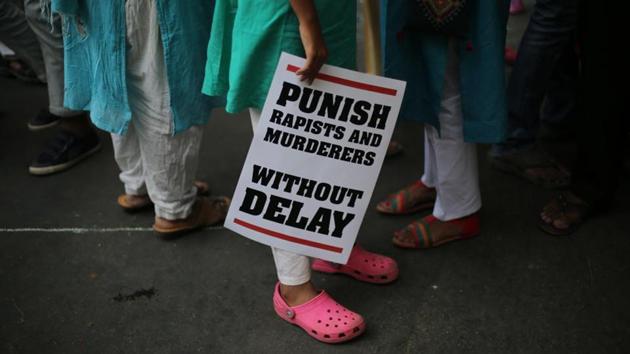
[224,53,406,264]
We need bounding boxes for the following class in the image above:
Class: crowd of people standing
[0,0,624,344]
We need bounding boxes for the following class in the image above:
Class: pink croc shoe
[311,244,399,284]
[273,283,366,344]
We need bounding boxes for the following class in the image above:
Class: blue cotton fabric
[52,0,222,135]
[380,0,510,143]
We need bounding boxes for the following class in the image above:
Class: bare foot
[394,219,461,248]
[540,192,589,232]
[376,181,436,214]
[393,214,479,248]
[280,281,319,307]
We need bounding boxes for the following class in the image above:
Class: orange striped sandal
[376,180,436,215]
[393,213,480,249]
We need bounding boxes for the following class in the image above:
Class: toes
[393,230,414,247]
[552,218,570,230]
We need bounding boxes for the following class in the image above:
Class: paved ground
[1,4,629,353]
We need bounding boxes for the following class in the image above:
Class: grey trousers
[23,0,80,117]
[0,0,46,81]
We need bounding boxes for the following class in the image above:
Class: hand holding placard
[225,53,406,263]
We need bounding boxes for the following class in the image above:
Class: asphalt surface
[1,4,629,353]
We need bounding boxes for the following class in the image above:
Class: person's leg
[248,107,365,342]
[539,0,625,235]
[24,0,73,117]
[110,123,151,210]
[272,247,315,306]
[539,38,578,131]
[394,40,480,248]
[24,0,100,175]
[374,130,437,215]
[124,0,193,221]
[248,107,316,302]
[427,113,480,222]
[0,0,45,82]
[491,36,575,190]
[138,123,203,220]
[495,0,578,153]
[122,0,227,232]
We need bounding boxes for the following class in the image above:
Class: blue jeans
[493,0,578,155]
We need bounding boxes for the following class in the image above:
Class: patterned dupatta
[405,0,471,37]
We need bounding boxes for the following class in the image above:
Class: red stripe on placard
[233,218,343,254]
[286,64,397,96]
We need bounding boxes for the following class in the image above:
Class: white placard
[225,53,406,264]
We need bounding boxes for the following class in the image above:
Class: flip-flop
[488,148,571,189]
[376,180,435,215]
[393,213,480,249]
[272,283,365,344]
[537,193,590,236]
[311,244,398,284]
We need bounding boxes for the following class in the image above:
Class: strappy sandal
[118,180,211,212]
[272,283,365,344]
[376,180,436,215]
[393,213,480,249]
[311,244,398,284]
[488,148,570,189]
[538,193,590,236]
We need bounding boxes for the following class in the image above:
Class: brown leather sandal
[117,180,211,212]
[153,196,231,236]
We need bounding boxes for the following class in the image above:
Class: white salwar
[111,0,203,220]
[421,39,482,221]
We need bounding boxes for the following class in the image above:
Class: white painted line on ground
[0,226,223,234]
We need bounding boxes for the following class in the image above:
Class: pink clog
[272,283,366,344]
[312,244,399,284]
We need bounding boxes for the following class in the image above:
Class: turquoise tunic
[381,0,510,143]
[52,0,221,135]
[202,0,356,114]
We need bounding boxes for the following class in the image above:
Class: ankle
[59,113,95,137]
[280,282,318,307]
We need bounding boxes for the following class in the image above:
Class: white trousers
[249,108,311,286]
[421,40,481,221]
[111,0,203,220]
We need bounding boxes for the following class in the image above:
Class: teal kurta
[52,0,220,135]
[381,0,510,143]
[202,0,356,114]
